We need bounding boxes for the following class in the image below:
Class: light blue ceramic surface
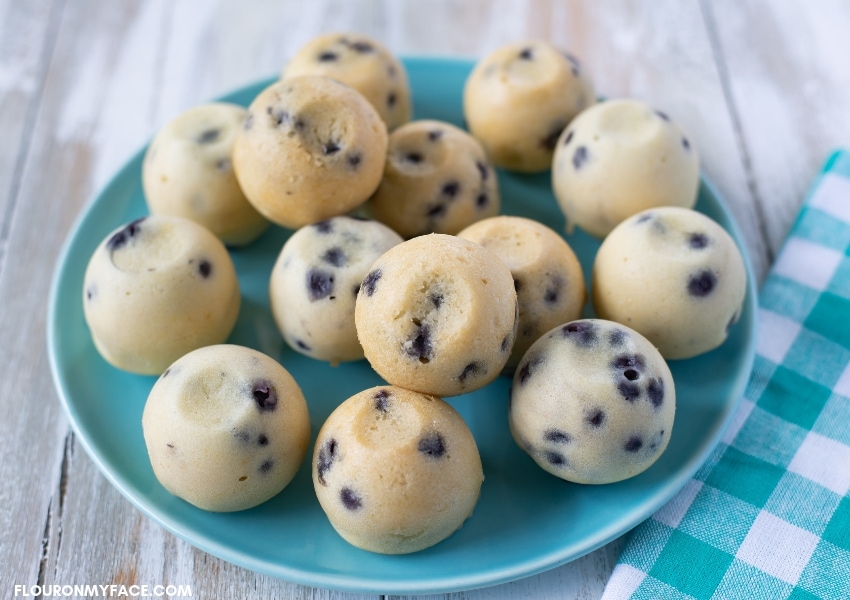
[47,57,757,595]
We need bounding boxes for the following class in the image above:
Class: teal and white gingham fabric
[602,150,850,600]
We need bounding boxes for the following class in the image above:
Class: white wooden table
[2,1,849,598]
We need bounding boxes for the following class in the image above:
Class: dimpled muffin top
[82,215,240,375]
[354,234,518,397]
[366,120,500,237]
[457,215,586,370]
[552,98,700,238]
[269,216,403,364]
[463,40,595,172]
[143,344,311,512]
[510,319,675,484]
[232,75,388,229]
[593,207,747,359]
[282,32,412,131]
[312,385,483,554]
[142,102,269,246]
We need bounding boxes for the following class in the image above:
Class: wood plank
[6,0,376,596]
[0,0,60,274]
[388,540,623,600]
[0,0,70,590]
[706,0,850,259]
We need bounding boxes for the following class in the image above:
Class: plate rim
[47,55,758,595]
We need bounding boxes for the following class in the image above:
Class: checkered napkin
[601,150,850,600]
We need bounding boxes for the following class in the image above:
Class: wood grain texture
[4,0,841,598]
[0,0,70,592]
[388,539,624,600]
[0,0,61,275]
[706,0,850,260]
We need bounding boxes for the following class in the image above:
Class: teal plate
[48,57,757,595]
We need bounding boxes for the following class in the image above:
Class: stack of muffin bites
[80,32,747,555]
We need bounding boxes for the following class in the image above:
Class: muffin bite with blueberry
[282,32,412,130]
[354,234,518,397]
[457,215,586,371]
[312,385,483,554]
[510,319,675,484]
[592,207,747,359]
[143,345,311,512]
[552,98,700,238]
[366,120,500,237]
[142,103,269,246]
[233,75,388,229]
[463,40,594,172]
[82,215,240,375]
[269,216,403,365]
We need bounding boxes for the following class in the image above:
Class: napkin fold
[601,150,850,600]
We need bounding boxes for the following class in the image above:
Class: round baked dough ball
[592,207,747,359]
[269,216,403,364]
[355,234,517,397]
[233,76,388,229]
[463,40,594,172]
[552,99,700,238]
[365,120,500,238]
[457,216,586,370]
[142,103,269,246]
[82,215,240,375]
[143,345,311,512]
[312,385,483,554]
[282,32,411,130]
[510,319,675,484]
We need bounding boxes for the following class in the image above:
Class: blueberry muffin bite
[143,345,311,511]
[457,216,586,370]
[354,234,518,397]
[365,120,500,238]
[552,99,700,238]
[282,32,412,131]
[233,75,388,229]
[510,319,675,484]
[82,215,240,375]
[593,207,747,359]
[463,40,594,172]
[142,103,269,246]
[312,385,483,554]
[269,216,403,364]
